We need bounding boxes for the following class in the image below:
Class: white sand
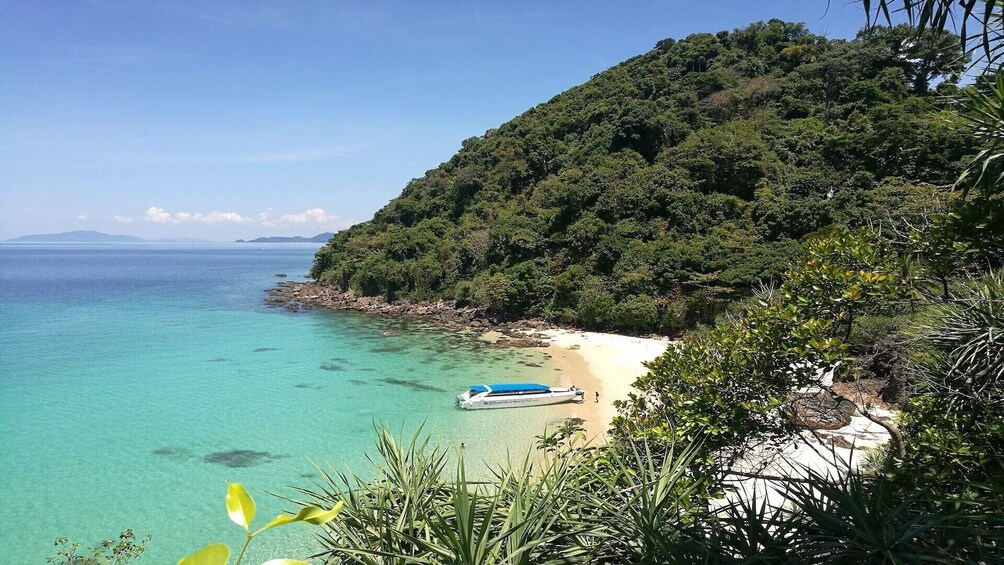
[541,329,671,438]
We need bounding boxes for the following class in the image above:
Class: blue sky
[1,1,870,241]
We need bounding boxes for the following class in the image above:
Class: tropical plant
[895,271,1004,492]
[858,0,1003,68]
[177,483,342,565]
[299,427,593,564]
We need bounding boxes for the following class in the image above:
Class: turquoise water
[0,244,574,563]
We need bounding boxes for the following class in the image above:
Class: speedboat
[455,382,585,409]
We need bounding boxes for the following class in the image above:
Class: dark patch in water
[299,472,316,479]
[204,449,281,468]
[207,358,231,363]
[348,379,367,385]
[152,446,191,460]
[359,368,375,372]
[378,377,445,392]
[254,347,278,353]
[329,356,348,363]
[439,364,457,371]
[320,362,343,371]
[521,362,543,368]
[370,346,405,353]
[294,383,312,388]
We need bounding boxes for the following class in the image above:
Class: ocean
[0,243,573,563]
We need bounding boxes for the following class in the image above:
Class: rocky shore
[265,281,555,347]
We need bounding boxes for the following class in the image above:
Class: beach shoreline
[542,330,672,441]
[266,282,893,474]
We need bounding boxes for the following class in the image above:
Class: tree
[615,228,911,462]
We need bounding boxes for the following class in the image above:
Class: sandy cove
[541,329,672,441]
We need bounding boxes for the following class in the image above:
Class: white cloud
[143,206,249,224]
[259,207,352,230]
[77,215,88,220]
[113,215,134,223]
[144,207,174,223]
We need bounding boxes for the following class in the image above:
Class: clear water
[0,244,573,563]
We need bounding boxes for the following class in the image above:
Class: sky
[0,0,872,241]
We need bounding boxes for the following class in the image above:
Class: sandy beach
[542,329,672,441]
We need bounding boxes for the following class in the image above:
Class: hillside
[312,20,974,333]
[236,232,334,243]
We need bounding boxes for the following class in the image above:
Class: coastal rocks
[264,281,561,347]
[791,390,856,430]
[486,337,550,348]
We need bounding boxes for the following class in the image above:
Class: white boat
[455,382,585,410]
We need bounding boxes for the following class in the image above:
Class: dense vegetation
[290,8,1004,563]
[312,20,976,333]
[298,220,1004,563]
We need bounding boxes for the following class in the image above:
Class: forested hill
[312,20,974,333]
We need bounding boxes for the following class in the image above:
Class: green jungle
[312,17,978,334]
[61,2,1004,564]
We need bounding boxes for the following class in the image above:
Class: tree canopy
[312,20,975,333]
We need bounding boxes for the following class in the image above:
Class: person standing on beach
[595,391,599,403]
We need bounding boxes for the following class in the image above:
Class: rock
[817,432,856,449]
[853,335,908,405]
[791,390,856,430]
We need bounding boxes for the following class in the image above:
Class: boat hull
[456,388,584,410]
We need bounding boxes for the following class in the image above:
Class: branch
[832,390,907,459]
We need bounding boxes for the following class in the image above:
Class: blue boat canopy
[470,383,550,393]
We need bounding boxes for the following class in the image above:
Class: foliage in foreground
[293,425,1002,564]
[178,482,342,565]
[894,271,1004,494]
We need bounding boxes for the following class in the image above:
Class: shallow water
[0,244,577,562]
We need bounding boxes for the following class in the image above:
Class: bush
[576,285,616,328]
[615,294,659,332]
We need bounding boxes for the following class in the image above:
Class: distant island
[236,232,334,243]
[5,231,210,243]
[7,230,145,243]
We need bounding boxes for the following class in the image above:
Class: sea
[0,243,573,563]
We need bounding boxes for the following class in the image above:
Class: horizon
[2,1,870,241]
[2,228,335,243]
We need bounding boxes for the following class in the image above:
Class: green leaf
[177,543,230,565]
[226,482,255,531]
[254,501,344,535]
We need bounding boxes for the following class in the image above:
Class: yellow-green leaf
[226,482,255,530]
[254,501,344,535]
[177,543,230,565]
[261,560,310,565]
